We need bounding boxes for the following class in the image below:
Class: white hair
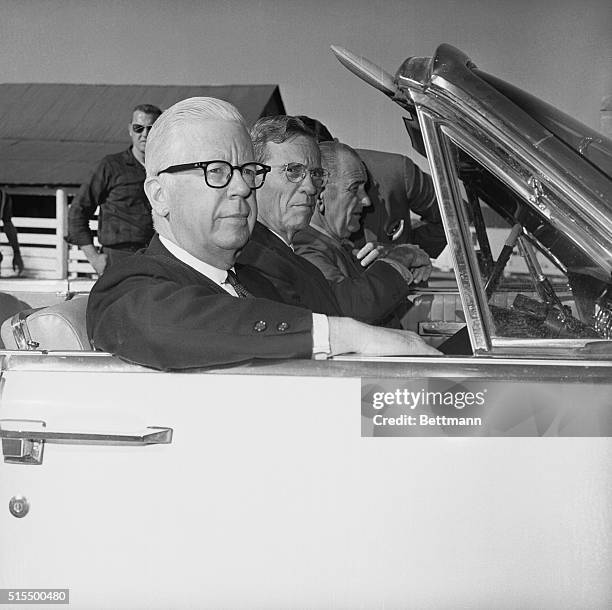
[145,96,246,177]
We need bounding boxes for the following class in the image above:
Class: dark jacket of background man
[355,148,447,258]
[69,148,153,247]
[68,104,162,273]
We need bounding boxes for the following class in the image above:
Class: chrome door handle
[0,419,173,465]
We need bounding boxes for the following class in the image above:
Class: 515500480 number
[0,589,69,604]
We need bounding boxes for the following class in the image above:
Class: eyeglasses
[157,160,272,190]
[277,163,329,188]
[131,123,155,134]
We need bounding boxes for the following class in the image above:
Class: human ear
[145,176,169,217]
[317,196,325,215]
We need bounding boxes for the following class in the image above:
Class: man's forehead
[132,110,157,124]
[266,136,320,161]
[169,119,253,160]
[338,151,367,181]
[186,118,247,139]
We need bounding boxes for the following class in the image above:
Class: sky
[1,0,611,155]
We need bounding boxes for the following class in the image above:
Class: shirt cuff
[311,313,331,359]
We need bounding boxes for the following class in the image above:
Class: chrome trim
[490,337,601,349]
[527,175,544,206]
[416,108,491,353]
[425,77,612,265]
[577,136,601,156]
[330,45,397,97]
[0,424,173,447]
[10,310,39,350]
[1,419,45,464]
[1,418,172,464]
[419,321,466,336]
[336,45,612,264]
[8,495,30,518]
[1,352,611,379]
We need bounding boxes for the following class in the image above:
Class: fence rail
[0,190,98,279]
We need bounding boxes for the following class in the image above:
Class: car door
[1,351,611,609]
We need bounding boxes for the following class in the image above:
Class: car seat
[0,295,90,350]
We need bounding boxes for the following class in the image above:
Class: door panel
[1,370,610,608]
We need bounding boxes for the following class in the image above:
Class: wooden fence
[0,190,98,279]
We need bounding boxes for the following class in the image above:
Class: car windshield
[445,136,612,343]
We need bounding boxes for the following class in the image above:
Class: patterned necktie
[225,269,253,298]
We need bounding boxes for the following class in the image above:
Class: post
[55,189,68,279]
[601,95,612,138]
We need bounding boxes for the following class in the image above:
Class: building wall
[2,0,610,157]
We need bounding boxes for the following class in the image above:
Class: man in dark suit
[293,141,432,326]
[238,116,343,316]
[87,98,439,370]
[239,116,419,324]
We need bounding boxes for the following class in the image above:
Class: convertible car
[1,44,611,608]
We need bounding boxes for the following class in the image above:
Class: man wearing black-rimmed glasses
[68,103,162,275]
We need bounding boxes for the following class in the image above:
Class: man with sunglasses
[68,103,162,275]
[87,97,438,369]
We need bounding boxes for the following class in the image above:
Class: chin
[217,228,250,251]
[294,212,314,230]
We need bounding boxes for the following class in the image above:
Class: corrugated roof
[0,83,285,186]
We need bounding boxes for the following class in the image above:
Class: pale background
[2,0,611,155]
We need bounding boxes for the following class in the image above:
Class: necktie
[225,269,253,298]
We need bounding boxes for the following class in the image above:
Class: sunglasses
[131,123,154,134]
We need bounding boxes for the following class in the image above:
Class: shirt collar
[261,223,294,251]
[159,235,230,286]
[126,147,145,168]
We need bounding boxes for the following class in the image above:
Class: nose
[227,167,252,199]
[359,187,371,209]
[299,173,318,196]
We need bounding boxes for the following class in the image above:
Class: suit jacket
[87,234,313,370]
[354,149,447,258]
[238,222,342,316]
[293,225,410,325]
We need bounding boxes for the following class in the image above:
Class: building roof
[0,83,285,186]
